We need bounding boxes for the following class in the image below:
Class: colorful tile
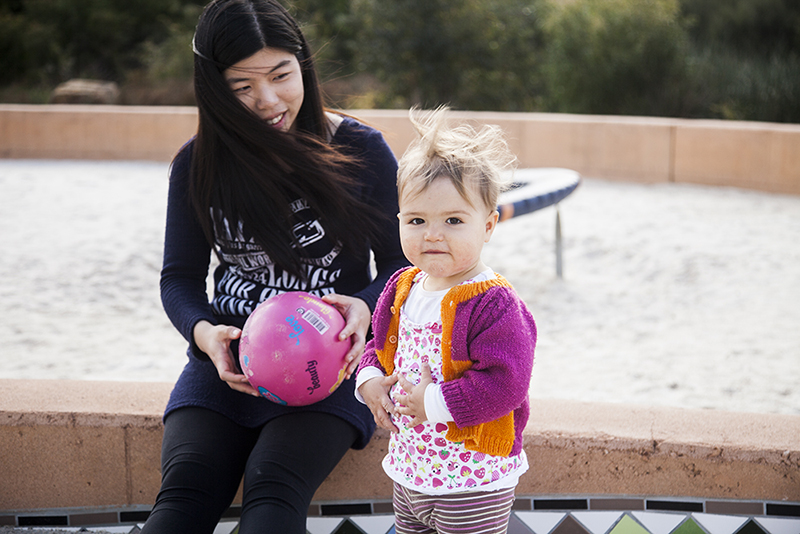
[693,513,749,534]
[767,505,800,519]
[649,501,704,513]
[307,516,344,534]
[592,499,645,511]
[213,520,240,534]
[516,512,568,534]
[350,514,396,534]
[631,511,688,534]
[334,519,369,534]
[609,515,651,534]
[322,503,373,516]
[508,512,535,534]
[754,517,800,534]
[372,502,394,514]
[552,515,591,534]
[18,515,69,527]
[672,517,708,534]
[737,519,769,534]
[70,511,120,526]
[536,500,590,511]
[573,511,624,534]
[705,502,764,516]
[515,499,534,511]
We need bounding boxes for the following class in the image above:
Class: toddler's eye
[410,218,425,225]
[446,217,462,225]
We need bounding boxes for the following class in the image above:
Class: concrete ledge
[1,105,799,195]
[1,379,798,513]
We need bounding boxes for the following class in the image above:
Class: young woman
[141,1,407,533]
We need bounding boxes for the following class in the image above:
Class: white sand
[1,160,798,415]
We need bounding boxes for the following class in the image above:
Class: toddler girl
[356,107,536,534]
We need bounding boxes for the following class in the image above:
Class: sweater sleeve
[339,120,409,311]
[440,288,537,428]
[159,142,217,360]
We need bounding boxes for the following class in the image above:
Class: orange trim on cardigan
[377,268,517,457]
[375,267,420,375]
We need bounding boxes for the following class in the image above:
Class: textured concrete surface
[2,379,798,514]
[2,105,799,194]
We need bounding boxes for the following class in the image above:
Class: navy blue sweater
[160,117,408,448]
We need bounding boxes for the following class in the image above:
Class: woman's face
[223,47,305,131]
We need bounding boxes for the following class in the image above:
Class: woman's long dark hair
[187,0,378,280]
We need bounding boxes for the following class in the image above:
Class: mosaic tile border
[2,497,798,534]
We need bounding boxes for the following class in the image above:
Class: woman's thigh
[141,407,258,534]
[238,411,358,534]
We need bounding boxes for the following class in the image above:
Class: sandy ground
[1,159,798,416]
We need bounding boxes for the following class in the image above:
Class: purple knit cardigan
[359,267,537,456]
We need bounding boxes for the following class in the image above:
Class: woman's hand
[321,294,371,379]
[358,375,400,432]
[193,320,259,396]
[395,363,433,429]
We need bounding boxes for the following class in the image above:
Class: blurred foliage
[680,0,800,55]
[684,45,800,122]
[287,0,361,78]
[677,0,800,122]
[352,0,547,111]
[541,0,690,116]
[0,0,798,122]
[0,0,202,103]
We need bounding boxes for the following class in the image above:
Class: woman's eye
[274,72,290,81]
[232,85,250,93]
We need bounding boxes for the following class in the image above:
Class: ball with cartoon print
[239,291,351,406]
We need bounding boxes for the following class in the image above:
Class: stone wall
[1,105,799,194]
[1,380,797,513]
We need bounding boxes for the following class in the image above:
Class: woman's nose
[254,84,279,109]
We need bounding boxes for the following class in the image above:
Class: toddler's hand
[358,375,400,433]
[395,363,433,429]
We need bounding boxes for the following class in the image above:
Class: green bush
[684,46,800,122]
[541,0,690,116]
[679,0,800,55]
[1,0,798,122]
[352,0,548,111]
[0,0,200,84]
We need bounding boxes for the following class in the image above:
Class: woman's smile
[224,47,305,132]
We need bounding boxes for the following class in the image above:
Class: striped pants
[393,483,516,534]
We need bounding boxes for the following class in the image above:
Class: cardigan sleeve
[440,287,536,429]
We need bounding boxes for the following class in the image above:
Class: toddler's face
[398,177,498,291]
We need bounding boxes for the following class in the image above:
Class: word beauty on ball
[239,291,351,406]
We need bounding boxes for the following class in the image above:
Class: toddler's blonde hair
[397,106,517,212]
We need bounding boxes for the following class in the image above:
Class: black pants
[140,407,358,534]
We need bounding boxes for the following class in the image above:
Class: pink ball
[239,292,351,406]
